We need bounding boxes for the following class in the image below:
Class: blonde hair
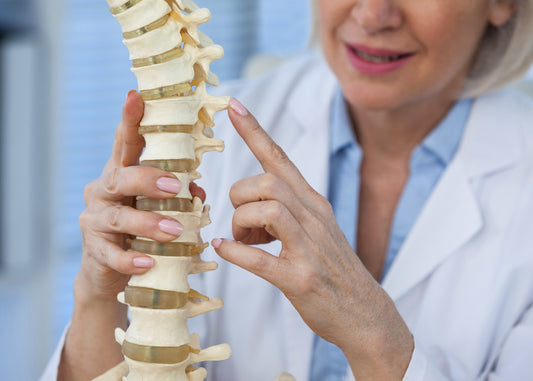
[309,0,533,97]
[464,0,533,97]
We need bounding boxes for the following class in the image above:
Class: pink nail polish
[212,238,222,249]
[133,256,154,268]
[159,219,183,236]
[156,177,181,194]
[229,98,249,116]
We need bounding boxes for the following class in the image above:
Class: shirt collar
[330,88,358,155]
[330,86,472,165]
[420,98,473,165]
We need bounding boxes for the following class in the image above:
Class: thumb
[110,90,145,168]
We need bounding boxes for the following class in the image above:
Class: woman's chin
[344,88,410,113]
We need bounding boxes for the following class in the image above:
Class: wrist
[73,270,128,328]
[342,332,413,381]
[74,260,129,304]
[340,295,414,380]
[61,276,127,381]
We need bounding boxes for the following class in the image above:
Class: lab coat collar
[460,91,523,179]
[382,90,524,300]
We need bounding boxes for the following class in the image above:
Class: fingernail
[156,177,182,194]
[133,256,154,268]
[159,219,183,236]
[127,89,136,100]
[229,98,249,116]
[212,238,223,249]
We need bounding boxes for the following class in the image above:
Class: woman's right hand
[76,90,193,302]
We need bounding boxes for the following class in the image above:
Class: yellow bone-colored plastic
[132,45,184,68]
[110,0,144,15]
[123,14,170,39]
[122,341,200,364]
[124,286,210,309]
[125,286,189,309]
[140,82,192,100]
[131,239,207,257]
[139,125,194,134]
[136,198,194,212]
[141,158,196,172]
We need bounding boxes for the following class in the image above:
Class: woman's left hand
[212,99,414,380]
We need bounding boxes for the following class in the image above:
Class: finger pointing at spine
[227,98,311,193]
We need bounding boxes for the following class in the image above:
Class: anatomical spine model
[95,0,231,379]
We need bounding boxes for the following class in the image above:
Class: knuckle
[258,173,279,197]
[229,182,240,205]
[248,253,269,273]
[78,210,90,230]
[268,141,289,163]
[102,246,121,272]
[98,244,131,274]
[95,246,108,265]
[310,191,333,215]
[232,207,246,226]
[83,181,97,204]
[263,201,284,221]
[106,250,125,273]
[267,140,287,159]
[294,266,318,295]
[107,205,124,230]
[103,168,121,196]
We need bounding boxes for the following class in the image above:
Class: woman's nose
[351,0,403,34]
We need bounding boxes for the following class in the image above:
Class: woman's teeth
[355,49,404,63]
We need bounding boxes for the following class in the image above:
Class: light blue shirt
[309,88,472,380]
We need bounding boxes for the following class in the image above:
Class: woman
[44,0,533,380]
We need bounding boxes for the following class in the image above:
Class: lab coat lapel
[381,159,483,300]
[382,91,523,301]
[278,53,337,380]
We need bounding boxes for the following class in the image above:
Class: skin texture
[59,1,516,380]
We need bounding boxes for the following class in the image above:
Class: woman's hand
[60,90,206,381]
[77,90,204,302]
[77,90,176,301]
[212,99,414,380]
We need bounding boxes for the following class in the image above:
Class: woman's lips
[345,43,414,75]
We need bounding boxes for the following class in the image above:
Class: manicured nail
[159,219,183,236]
[133,256,154,268]
[156,177,182,194]
[229,98,249,116]
[212,238,223,249]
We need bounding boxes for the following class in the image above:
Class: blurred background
[1,0,532,379]
[0,0,311,379]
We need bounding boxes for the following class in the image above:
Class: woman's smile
[345,43,414,75]
[318,0,514,110]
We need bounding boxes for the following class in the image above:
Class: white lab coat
[41,51,533,381]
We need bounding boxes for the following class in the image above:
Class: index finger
[227,98,310,192]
